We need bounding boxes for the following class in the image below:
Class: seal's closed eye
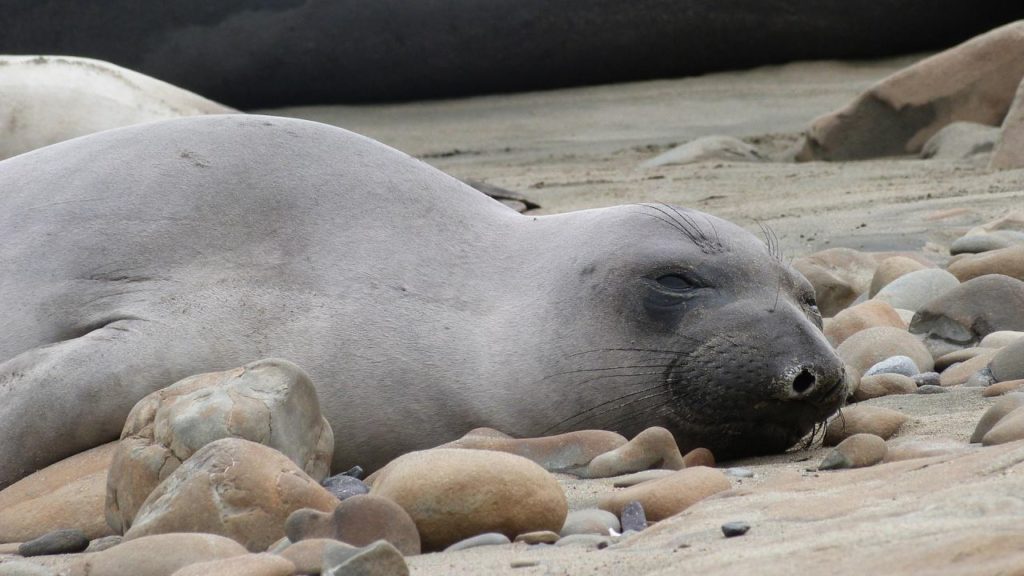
[656,274,694,291]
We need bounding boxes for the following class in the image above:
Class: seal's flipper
[0,318,183,489]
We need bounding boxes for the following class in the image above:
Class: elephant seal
[0,55,234,160]
[0,115,846,488]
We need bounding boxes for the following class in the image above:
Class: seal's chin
[664,377,846,459]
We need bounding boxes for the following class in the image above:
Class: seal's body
[0,116,844,487]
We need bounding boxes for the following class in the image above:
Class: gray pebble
[916,385,949,394]
[964,367,997,388]
[18,529,89,557]
[444,532,512,552]
[321,473,371,501]
[721,521,751,538]
[620,500,647,533]
[864,355,919,378]
[912,372,941,387]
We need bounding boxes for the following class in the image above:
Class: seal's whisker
[542,383,669,434]
[599,396,675,432]
[638,204,704,247]
[538,363,676,381]
[565,345,695,358]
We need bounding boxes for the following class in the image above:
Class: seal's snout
[780,362,844,401]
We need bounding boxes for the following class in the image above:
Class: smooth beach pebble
[818,434,887,470]
[322,540,408,576]
[18,528,89,557]
[935,348,992,371]
[369,448,567,551]
[681,447,716,468]
[554,534,612,548]
[852,374,917,401]
[824,405,909,446]
[872,268,960,312]
[582,426,686,478]
[68,533,248,576]
[836,327,934,378]
[598,467,731,522]
[284,495,420,555]
[939,351,998,387]
[169,553,296,576]
[909,274,1024,355]
[721,521,751,538]
[514,531,560,545]
[980,331,1024,348]
[438,427,626,474]
[916,385,949,394]
[981,406,1024,446]
[863,356,919,378]
[612,469,676,487]
[321,474,370,501]
[869,256,928,297]
[619,501,647,533]
[990,338,1024,382]
[912,372,941,387]
[970,394,1024,443]
[443,533,512,552]
[123,438,339,552]
[560,509,621,536]
[947,245,1024,282]
[277,538,351,575]
[983,379,1024,397]
[824,299,907,347]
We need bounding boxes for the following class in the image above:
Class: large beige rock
[909,274,1024,356]
[106,358,333,534]
[825,300,907,347]
[835,327,933,378]
[0,443,116,543]
[370,448,567,551]
[947,245,1024,282]
[68,533,248,576]
[991,77,1024,169]
[124,438,339,552]
[792,248,878,316]
[169,553,295,576]
[597,466,731,522]
[797,21,1024,161]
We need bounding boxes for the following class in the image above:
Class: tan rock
[792,248,878,316]
[947,245,1024,282]
[979,331,1024,348]
[681,447,715,468]
[819,434,887,469]
[983,379,1024,397]
[513,530,560,545]
[169,553,295,576]
[597,466,731,522]
[852,374,917,402]
[124,439,339,552]
[970,393,1024,443]
[982,406,1024,446]
[825,300,907,347]
[824,405,909,446]
[935,347,992,371]
[909,274,1024,357]
[869,257,929,297]
[990,338,1024,382]
[438,428,626,473]
[68,533,247,576]
[0,443,116,543]
[323,540,408,576]
[277,538,351,575]
[991,77,1024,169]
[370,448,567,551]
[797,21,1024,161]
[284,495,420,555]
[106,358,334,534]
[582,427,684,478]
[836,327,934,378]
[939,349,998,386]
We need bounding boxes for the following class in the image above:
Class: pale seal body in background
[0,115,845,487]
[0,55,233,160]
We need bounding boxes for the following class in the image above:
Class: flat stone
[437,428,625,474]
[948,245,1024,283]
[611,469,676,488]
[582,427,685,478]
[68,533,248,576]
[824,405,909,446]
[169,553,296,576]
[598,467,731,522]
[514,531,560,545]
[916,385,949,394]
[721,522,751,538]
[935,348,992,371]
[971,393,1024,443]
[819,434,887,470]
[619,501,647,533]
[560,509,620,536]
[443,533,512,553]
[939,350,998,387]
[18,529,89,557]
[990,338,1024,382]
[277,538,350,575]
[983,380,1024,397]
[322,540,408,576]
[554,534,611,548]
[982,406,1024,446]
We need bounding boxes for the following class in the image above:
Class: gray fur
[0,115,844,487]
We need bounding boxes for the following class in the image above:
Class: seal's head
[537,203,846,458]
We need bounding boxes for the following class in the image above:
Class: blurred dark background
[2,1,1023,108]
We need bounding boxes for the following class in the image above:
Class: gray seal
[0,115,845,487]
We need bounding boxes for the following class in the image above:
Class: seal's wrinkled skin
[0,116,845,487]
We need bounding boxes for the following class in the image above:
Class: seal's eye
[656,274,695,292]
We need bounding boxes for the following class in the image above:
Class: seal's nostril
[792,368,815,394]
